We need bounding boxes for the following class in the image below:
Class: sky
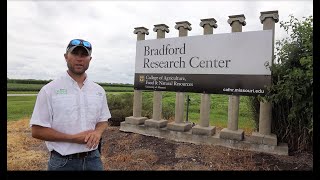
[7,0,313,84]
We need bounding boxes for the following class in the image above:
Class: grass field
[7,92,134,121]
[7,83,44,91]
[7,91,256,131]
[7,96,37,120]
[146,92,255,131]
[7,83,133,92]
[7,91,39,94]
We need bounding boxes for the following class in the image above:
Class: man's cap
[66,39,92,55]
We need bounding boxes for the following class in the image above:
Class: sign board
[134,30,273,96]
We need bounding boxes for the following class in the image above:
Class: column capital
[227,14,246,26]
[153,24,170,33]
[260,10,279,23]
[174,21,192,31]
[133,27,149,35]
[200,18,218,28]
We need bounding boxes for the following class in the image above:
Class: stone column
[124,27,149,125]
[192,18,217,136]
[167,21,192,132]
[251,11,279,146]
[144,24,169,128]
[220,15,246,141]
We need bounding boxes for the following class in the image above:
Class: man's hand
[84,121,108,149]
[31,125,95,144]
[84,131,102,149]
[71,130,95,144]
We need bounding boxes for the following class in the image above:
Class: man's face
[64,47,92,75]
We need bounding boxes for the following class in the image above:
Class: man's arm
[84,121,108,149]
[32,125,94,144]
[95,121,108,135]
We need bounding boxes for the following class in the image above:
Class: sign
[134,30,273,96]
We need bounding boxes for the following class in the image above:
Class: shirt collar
[65,70,89,85]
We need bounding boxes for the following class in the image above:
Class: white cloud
[7,0,313,84]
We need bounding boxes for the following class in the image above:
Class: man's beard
[67,62,89,75]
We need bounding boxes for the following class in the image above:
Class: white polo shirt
[30,71,111,155]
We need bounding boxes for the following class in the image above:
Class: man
[30,39,111,171]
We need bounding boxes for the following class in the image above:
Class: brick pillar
[220,15,246,141]
[144,24,169,128]
[125,27,149,125]
[192,18,217,136]
[251,11,279,146]
[167,21,192,132]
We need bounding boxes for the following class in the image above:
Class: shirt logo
[56,89,68,94]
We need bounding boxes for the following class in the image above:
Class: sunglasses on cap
[66,39,92,54]
[70,39,92,48]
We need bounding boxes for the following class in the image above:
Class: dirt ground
[7,119,313,171]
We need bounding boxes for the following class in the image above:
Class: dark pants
[48,149,104,171]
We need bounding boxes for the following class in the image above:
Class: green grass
[6,92,133,121]
[181,93,254,130]
[106,92,133,95]
[146,92,255,130]
[7,83,45,91]
[7,83,133,92]
[101,86,133,92]
[7,96,37,121]
[7,91,255,130]
[7,91,38,94]
[7,91,134,95]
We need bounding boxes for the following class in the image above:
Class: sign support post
[220,14,246,141]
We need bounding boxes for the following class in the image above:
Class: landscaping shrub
[250,15,313,153]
